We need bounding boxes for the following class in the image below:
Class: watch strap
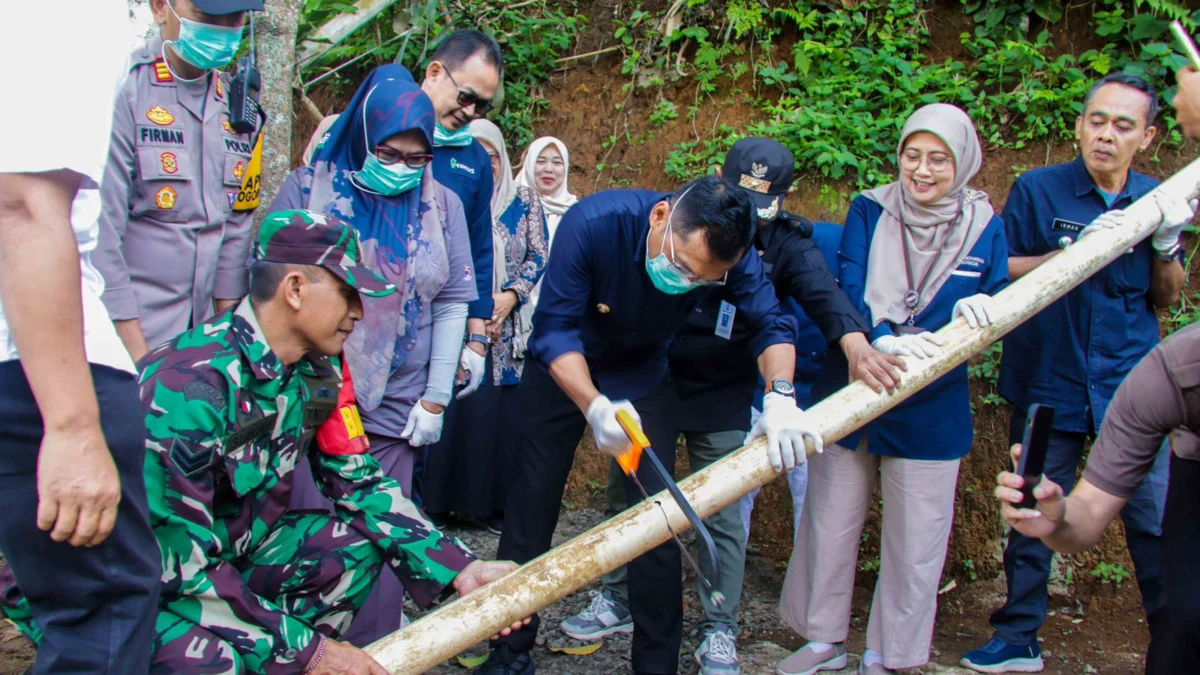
[467,333,490,345]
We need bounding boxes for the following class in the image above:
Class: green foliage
[1091,561,1131,588]
[298,0,585,149]
[968,343,1005,407]
[649,100,680,127]
[961,0,1063,41]
[962,558,978,581]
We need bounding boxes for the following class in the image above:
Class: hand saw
[614,409,725,607]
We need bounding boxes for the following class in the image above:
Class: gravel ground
[416,509,982,675]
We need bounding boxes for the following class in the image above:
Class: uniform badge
[228,192,237,207]
[160,152,178,175]
[738,173,771,195]
[169,437,214,477]
[146,105,175,126]
[153,59,173,83]
[155,186,177,210]
[222,120,237,135]
[597,303,611,314]
[462,265,473,281]
[214,76,224,99]
[232,161,246,182]
[751,162,769,178]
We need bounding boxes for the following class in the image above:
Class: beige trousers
[779,442,961,670]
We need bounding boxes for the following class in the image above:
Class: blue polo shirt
[529,189,797,401]
[997,155,1160,435]
[818,196,1009,460]
[391,65,495,319]
[431,143,494,319]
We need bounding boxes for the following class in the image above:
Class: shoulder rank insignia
[160,152,178,175]
[214,75,224,99]
[155,186,177,210]
[153,58,173,84]
[170,437,214,477]
[146,105,175,126]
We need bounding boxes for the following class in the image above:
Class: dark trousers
[1146,454,1200,674]
[990,407,1167,645]
[0,361,160,674]
[496,365,682,674]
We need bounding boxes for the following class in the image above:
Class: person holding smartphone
[993,320,1200,674]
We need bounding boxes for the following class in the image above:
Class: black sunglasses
[442,66,495,116]
[374,146,433,169]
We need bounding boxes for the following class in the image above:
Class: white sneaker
[695,624,740,675]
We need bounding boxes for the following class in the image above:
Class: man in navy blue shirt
[478,176,819,675]
[963,73,1195,673]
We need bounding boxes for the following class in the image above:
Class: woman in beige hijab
[775,104,1010,675]
[516,136,578,310]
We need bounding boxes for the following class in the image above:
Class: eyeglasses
[373,146,433,168]
[900,150,953,173]
[664,227,727,287]
[441,65,495,116]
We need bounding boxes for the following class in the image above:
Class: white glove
[455,346,486,400]
[1152,193,1197,252]
[871,332,945,359]
[400,401,444,446]
[586,395,641,457]
[747,392,823,473]
[1077,209,1127,239]
[952,293,995,328]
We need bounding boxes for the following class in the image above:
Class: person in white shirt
[0,2,161,672]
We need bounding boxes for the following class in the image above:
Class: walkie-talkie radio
[228,14,260,134]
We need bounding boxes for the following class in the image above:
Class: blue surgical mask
[434,123,474,147]
[165,2,245,71]
[645,187,701,295]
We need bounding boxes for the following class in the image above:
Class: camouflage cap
[253,210,396,298]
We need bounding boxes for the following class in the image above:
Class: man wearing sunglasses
[478,176,822,675]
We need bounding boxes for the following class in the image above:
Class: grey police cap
[190,0,264,14]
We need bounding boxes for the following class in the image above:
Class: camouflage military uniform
[6,211,476,674]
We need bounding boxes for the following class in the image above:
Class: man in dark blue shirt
[478,176,818,675]
[412,30,499,397]
[963,73,1195,673]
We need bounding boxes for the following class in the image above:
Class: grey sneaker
[776,642,849,675]
[695,624,740,675]
[559,590,633,640]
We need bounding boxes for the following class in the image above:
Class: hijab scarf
[860,103,994,326]
[516,136,577,240]
[306,64,451,410]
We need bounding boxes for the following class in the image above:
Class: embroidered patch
[596,303,611,314]
[169,437,214,477]
[756,195,781,220]
[183,381,226,410]
[160,151,178,175]
[750,162,769,178]
[228,192,237,206]
[153,59,173,83]
[462,265,473,281]
[738,173,770,194]
[155,186,177,210]
[232,160,246,182]
[146,105,175,126]
[222,120,237,134]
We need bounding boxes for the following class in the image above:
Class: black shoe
[474,644,536,675]
[485,515,504,536]
[426,511,449,529]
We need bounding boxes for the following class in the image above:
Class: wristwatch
[467,333,490,346]
[765,379,796,398]
[1155,242,1184,264]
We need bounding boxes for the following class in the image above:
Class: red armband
[316,359,370,455]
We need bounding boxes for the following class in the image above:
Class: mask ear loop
[665,184,694,262]
[349,84,383,194]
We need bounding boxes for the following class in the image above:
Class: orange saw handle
[615,409,647,475]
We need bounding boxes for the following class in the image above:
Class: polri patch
[146,105,175,126]
[155,186,177,210]
[160,152,178,175]
[1052,218,1086,233]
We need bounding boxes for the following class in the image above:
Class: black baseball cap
[191,0,264,14]
[722,137,795,220]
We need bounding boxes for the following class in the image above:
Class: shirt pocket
[133,147,193,223]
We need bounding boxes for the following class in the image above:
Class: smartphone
[1171,20,1200,70]
[1015,403,1055,510]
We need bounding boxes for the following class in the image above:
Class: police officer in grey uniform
[95,0,264,362]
